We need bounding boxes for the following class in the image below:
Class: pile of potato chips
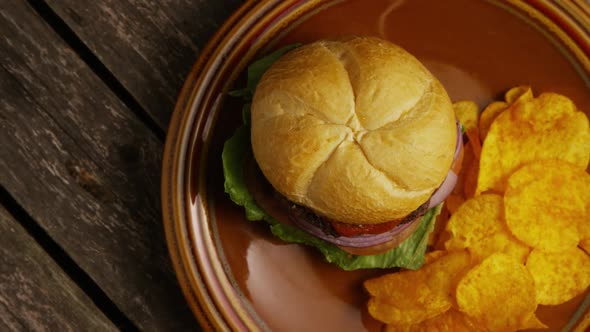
[365,87,590,331]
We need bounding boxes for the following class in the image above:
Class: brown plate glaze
[162,1,590,331]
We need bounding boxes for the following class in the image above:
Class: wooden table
[0,0,242,330]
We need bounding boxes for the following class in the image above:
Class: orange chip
[384,309,483,332]
[445,194,529,262]
[504,85,533,104]
[477,92,590,194]
[479,101,507,141]
[365,250,471,326]
[526,248,590,305]
[504,160,589,252]
[580,239,590,256]
[456,253,537,331]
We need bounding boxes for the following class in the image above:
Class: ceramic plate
[162,1,590,331]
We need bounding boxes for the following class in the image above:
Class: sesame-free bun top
[250,36,456,225]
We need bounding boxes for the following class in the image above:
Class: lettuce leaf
[222,126,441,270]
[228,43,301,100]
[222,44,440,270]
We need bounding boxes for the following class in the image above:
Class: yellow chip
[456,253,537,331]
[444,194,529,262]
[365,271,448,325]
[365,250,471,326]
[579,199,590,248]
[479,101,507,141]
[444,194,528,262]
[526,248,590,305]
[504,85,533,104]
[477,92,590,194]
[468,232,530,264]
[445,194,504,249]
[504,160,589,252]
[520,313,548,330]
[384,309,483,332]
[424,250,447,265]
[453,101,479,132]
[581,223,590,243]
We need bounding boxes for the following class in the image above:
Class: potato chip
[504,160,589,252]
[521,313,548,330]
[445,194,504,249]
[445,194,529,262]
[453,101,479,132]
[468,232,530,264]
[479,101,507,141]
[365,271,449,325]
[477,85,532,144]
[453,100,482,161]
[456,253,537,331]
[477,92,590,194]
[384,309,483,332]
[580,223,590,242]
[423,250,447,265]
[526,248,590,305]
[504,85,533,104]
[365,250,471,325]
[578,195,590,249]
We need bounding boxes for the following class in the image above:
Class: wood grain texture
[0,205,117,332]
[0,2,198,330]
[46,0,243,129]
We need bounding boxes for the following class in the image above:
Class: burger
[223,36,462,270]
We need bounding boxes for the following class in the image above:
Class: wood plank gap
[0,185,140,332]
[26,0,166,142]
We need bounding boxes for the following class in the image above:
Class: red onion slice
[428,170,458,209]
[290,212,421,248]
[428,121,463,208]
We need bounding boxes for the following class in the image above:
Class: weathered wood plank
[46,0,243,129]
[0,205,117,332]
[0,2,198,331]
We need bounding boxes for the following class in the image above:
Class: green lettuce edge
[222,126,442,271]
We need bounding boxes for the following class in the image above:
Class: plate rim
[162,1,590,331]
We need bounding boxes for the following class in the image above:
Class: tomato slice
[329,219,402,237]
